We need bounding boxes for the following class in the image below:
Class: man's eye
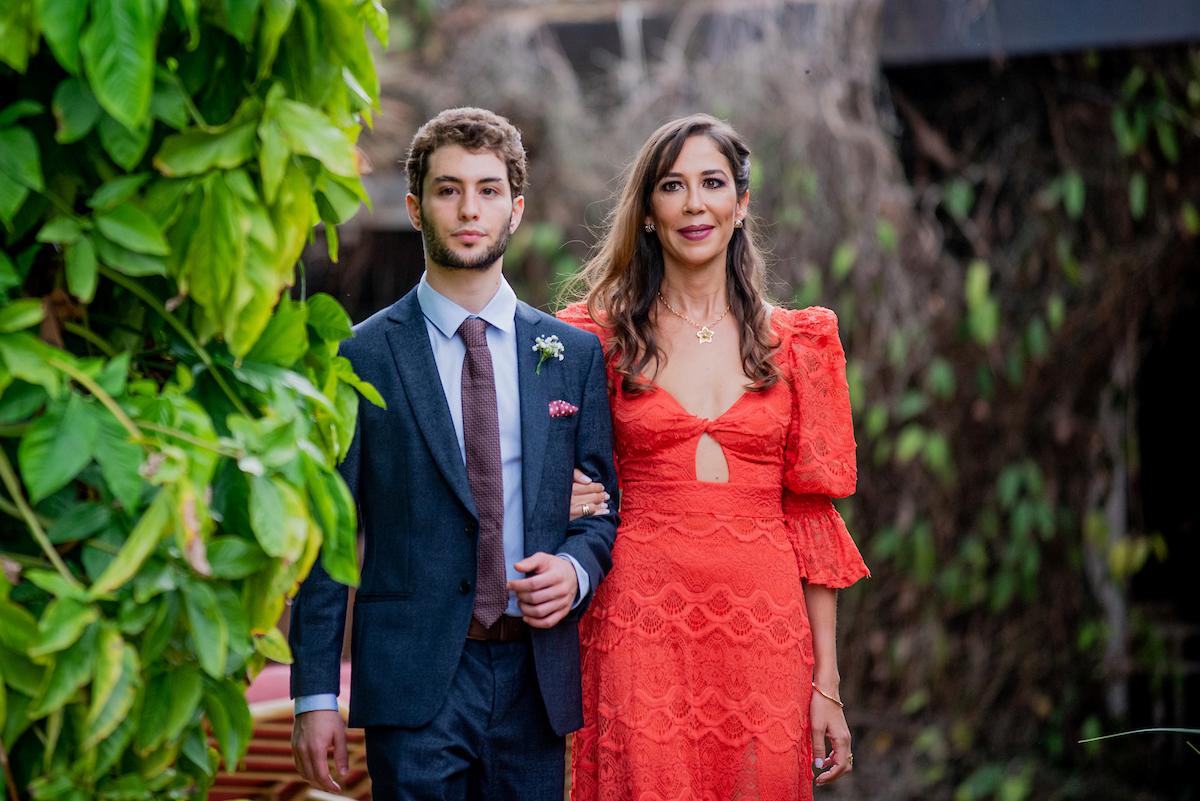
[481,187,498,196]
[437,186,456,195]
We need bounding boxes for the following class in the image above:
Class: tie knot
[458,317,489,349]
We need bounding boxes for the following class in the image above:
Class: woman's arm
[805,582,854,784]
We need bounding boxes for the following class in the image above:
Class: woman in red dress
[558,114,869,801]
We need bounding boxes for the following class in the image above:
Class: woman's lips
[678,225,714,241]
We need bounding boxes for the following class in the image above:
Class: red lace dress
[558,303,869,801]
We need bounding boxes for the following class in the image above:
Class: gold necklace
[657,292,731,344]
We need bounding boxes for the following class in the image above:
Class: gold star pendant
[696,326,715,344]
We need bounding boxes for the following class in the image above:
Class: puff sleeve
[781,307,869,588]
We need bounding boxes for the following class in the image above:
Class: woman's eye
[660,180,682,192]
[703,178,726,189]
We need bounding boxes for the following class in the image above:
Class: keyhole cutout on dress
[695,432,730,483]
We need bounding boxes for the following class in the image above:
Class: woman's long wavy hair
[566,114,780,394]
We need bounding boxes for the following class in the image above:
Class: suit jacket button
[459,580,471,594]
[464,524,475,535]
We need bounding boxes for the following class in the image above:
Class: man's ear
[509,194,526,233]
[405,193,422,230]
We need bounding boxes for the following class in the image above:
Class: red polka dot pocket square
[548,400,579,418]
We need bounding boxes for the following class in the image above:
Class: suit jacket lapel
[515,302,551,531]
[384,291,478,519]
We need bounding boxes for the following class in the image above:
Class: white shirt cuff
[294,693,340,715]
[556,553,589,609]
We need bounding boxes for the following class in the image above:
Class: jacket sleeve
[553,333,619,615]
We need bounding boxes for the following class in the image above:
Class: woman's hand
[811,688,853,785]
[568,468,609,520]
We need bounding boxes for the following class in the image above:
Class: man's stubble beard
[420,207,513,272]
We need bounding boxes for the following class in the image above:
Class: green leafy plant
[0,1,386,798]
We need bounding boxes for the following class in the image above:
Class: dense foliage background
[0,2,385,798]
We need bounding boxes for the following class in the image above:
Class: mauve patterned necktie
[457,317,507,626]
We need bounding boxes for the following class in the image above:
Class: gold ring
[581,503,592,516]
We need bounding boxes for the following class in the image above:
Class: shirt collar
[417,272,517,339]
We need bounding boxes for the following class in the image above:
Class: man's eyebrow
[429,175,505,184]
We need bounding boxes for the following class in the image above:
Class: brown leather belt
[467,616,529,642]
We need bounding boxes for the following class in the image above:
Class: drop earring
[644,222,655,233]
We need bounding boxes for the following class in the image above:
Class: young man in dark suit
[289,107,618,801]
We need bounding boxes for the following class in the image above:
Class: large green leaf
[93,412,145,512]
[135,666,201,754]
[97,114,152,170]
[82,625,140,748]
[93,232,167,277]
[149,70,189,129]
[65,235,98,302]
[95,204,170,256]
[307,457,358,586]
[245,296,307,366]
[202,677,251,770]
[51,78,101,143]
[89,489,171,597]
[154,123,256,177]
[29,598,98,657]
[0,597,38,651]
[306,293,353,341]
[183,581,227,678]
[0,0,36,72]
[219,0,261,43]
[178,173,241,326]
[17,392,100,502]
[0,298,45,332]
[0,126,44,192]
[207,536,268,580]
[79,0,159,131]
[35,0,88,74]
[249,474,309,561]
[256,0,296,79]
[28,626,96,719]
[272,99,357,177]
[89,173,153,211]
[0,332,63,394]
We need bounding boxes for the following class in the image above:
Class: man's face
[407,145,525,272]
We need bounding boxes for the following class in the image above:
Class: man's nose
[459,192,480,220]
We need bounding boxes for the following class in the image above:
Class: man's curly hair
[405,107,527,199]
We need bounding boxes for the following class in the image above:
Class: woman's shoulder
[771,305,841,343]
[555,300,608,340]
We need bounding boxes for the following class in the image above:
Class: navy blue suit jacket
[288,287,619,735]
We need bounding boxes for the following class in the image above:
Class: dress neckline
[649,381,755,424]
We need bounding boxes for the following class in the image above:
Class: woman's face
[647,134,748,275]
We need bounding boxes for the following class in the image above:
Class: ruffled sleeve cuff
[783,493,870,589]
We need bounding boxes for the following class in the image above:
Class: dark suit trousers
[364,638,564,801]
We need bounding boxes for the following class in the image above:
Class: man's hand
[508,552,579,628]
[292,709,348,793]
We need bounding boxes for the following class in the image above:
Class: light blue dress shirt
[295,275,587,715]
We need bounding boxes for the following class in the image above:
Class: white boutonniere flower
[532,335,565,375]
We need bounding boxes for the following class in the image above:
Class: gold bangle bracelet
[811,681,845,708]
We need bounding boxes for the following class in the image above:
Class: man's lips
[452,229,487,243]
[678,225,714,241]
